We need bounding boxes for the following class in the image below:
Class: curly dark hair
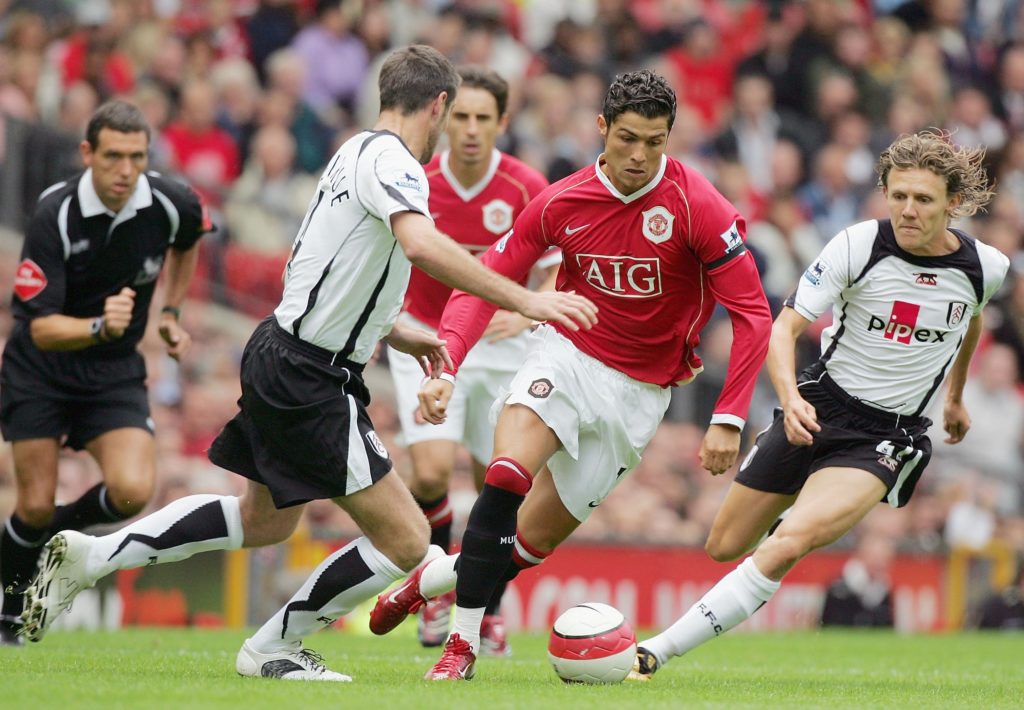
[602,70,677,131]
[877,129,995,218]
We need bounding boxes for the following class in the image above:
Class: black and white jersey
[274,130,430,363]
[787,219,1009,416]
[10,170,210,356]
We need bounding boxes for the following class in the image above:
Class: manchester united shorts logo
[528,378,553,398]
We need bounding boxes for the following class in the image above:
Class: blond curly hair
[876,129,995,219]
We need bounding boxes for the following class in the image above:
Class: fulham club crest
[528,378,553,399]
[641,206,674,244]
[946,301,969,328]
[482,199,514,235]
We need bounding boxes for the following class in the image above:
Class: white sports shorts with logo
[495,325,672,522]
[388,313,526,464]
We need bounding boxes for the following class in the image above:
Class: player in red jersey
[369,69,773,681]
[387,66,555,654]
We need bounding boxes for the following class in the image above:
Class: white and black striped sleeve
[356,140,430,233]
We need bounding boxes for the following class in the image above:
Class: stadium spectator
[820,533,896,628]
[0,100,210,645]
[21,46,597,684]
[370,69,773,681]
[972,567,1024,630]
[290,0,369,120]
[222,124,317,254]
[264,48,331,172]
[386,65,551,654]
[629,131,1007,680]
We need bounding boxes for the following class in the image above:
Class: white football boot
[20,531,97,642]
[236,640,352,681]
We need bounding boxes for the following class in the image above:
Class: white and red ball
[547,602,637,684]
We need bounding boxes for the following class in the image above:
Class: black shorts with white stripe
[209,317,393,508]
[735,371,932,508]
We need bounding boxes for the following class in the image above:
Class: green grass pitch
[2,629,1022,709]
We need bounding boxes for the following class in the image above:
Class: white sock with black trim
[640,557,780,665]
[249,537,405,653]
[87,495,243,580]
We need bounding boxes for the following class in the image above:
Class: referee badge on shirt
[13,259,47,301]
[641,206,674,244]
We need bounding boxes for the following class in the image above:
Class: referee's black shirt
[9,170,211,359]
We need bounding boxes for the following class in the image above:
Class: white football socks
[641,557,780,665]
[420,552,458,598]
[449,605,485,653]
[250,536,404,653]
[86,495,243,580]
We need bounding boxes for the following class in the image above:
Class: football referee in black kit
[0,100,210,644]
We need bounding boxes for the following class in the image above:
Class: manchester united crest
[528,378,553,399]
[641,206,674,244]
[482,199,514,235]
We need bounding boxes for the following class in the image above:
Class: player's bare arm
[158,243,200,360]
[391,212,597,331]
[29,287,135,351]
[484,265,559,343]
[941,313,983,444]
[385,320,453,377]
[768,307,820,446]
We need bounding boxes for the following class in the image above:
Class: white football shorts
[388,313,526,464]
[494,325,671,522]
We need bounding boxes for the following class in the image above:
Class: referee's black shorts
[735,371,932,508]
[208,317,394,509]
[0,332,152,450]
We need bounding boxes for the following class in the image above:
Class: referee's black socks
[51,483,133,533]
[0,514,48,621]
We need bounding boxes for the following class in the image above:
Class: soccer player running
[369,69,774,681]
[628,130,1007,680]
[387,66,554,654]
[19,45,597,681]
[0,101,208,645]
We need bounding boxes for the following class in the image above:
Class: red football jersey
[404,149,548,329]
[440,155,772,426]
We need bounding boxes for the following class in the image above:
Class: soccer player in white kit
[369,69,775,681]
[628,131,1008,680]
[387,66,554,653]
[19,46,597,680]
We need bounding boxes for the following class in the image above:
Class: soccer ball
[547,602,637,684]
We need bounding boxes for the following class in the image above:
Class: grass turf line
[2,628,1022,709]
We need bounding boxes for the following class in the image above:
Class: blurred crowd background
[1,0,1024,622]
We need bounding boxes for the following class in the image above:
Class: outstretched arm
[767,306,820,446]
[700,254,773,474]
[941,313,983,444]
[391,212,596,339]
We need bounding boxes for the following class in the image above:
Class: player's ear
[597,114,608,139]
[79,139,93,166]
[497,112,510,135]
[433,92,449,120]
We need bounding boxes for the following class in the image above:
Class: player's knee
[16,499,56,529]
[410,469,450,501]
[104,479,154,516]
[704,534,745,563]
[757,527,812,570]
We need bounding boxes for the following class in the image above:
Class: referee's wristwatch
[90,316,109,343]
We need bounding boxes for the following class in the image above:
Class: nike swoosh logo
[564,224,590,235]
[588,500,601,508]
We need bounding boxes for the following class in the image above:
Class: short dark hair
[602,70,677,131]
[379,45,460,116]
[457,65,509,116]
[85,100,150,149]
